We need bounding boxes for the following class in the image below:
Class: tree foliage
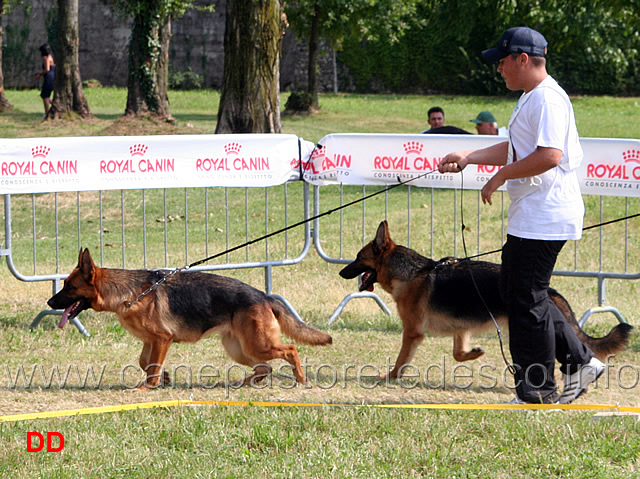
[284,0,421,107]
[326,0,640,95]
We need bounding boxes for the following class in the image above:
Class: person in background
[421,106,471,134]
[438,26,604,405]
[470,110,508,136]
[425,106,445,131]
[34,43,55,117]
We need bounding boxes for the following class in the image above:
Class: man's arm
[438,141,509,173]
[481,146,562,205]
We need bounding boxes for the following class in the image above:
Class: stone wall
[3,0,337,91]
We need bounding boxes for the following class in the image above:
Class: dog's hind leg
[221,331,273,387]
[235,307,307,385]
[452,331,485,362]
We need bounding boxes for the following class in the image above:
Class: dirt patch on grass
[99,113,203,136]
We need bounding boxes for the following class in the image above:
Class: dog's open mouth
[358,271,377,292]
[58,300,86,328]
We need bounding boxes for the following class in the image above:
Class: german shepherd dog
[340,221,632,380]
[48,249,332,390]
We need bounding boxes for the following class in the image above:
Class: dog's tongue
[359,272,374,292]
[57,305,74,329]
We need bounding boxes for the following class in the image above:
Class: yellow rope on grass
[1,399,639,423]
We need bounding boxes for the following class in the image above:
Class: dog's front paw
[469,347,485,359]
[379,370,400,381]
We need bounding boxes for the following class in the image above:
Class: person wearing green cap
[470,111,507,136]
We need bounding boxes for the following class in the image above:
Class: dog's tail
[550,288,633,359]
[269,297,332,346]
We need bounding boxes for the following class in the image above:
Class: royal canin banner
[304,134,640,197]
[0,134,315,194]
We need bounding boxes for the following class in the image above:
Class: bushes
[169,68,203,90]
[336,1,640,96]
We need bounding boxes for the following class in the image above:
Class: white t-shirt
[505,75,584,240]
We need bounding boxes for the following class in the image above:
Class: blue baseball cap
[482,27,548,63]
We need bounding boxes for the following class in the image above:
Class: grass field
[0,89,639,478]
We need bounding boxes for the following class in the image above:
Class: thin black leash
[126,165,440,307]
[456,170,638,374]
[457,168,516,375]
[459,210,640,262]
[127,146,637,308]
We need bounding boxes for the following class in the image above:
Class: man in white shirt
[438,27,604,405]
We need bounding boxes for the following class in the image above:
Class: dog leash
[457,168,517,375]
[456,167,638,375]
[126,148,637,308]
[457,211,640,262]
[125,165,441,307]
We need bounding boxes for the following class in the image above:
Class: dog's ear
[374,221,390,252]
[78,248,95,280]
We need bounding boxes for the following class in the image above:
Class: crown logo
[31,145,50,159]
[403,141,423,155]
[129,144,148,157]
[311,145,326,160]
[290,158,301,169]
[224,143,242,156]
[622,149,640,164]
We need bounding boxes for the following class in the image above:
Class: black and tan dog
[48,248,332,390]
[340,220,632,380]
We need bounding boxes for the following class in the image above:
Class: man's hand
[438,152,467,173]
[481,172,506,205]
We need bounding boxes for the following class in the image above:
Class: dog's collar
[433,257,460,270]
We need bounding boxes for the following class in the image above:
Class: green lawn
[0,89,639,478]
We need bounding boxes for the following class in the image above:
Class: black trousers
[500,235,593,403]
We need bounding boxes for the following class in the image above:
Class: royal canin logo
[373,140,439,173]
[586,149,640,180]
[290,157,300,169]
[623,149,640,164]
[99,143,174,174]
[403,141,423,155]
[195,142,269,173]
[224,143,242,156]
[300,144,345,175]
[2,145,77,177]
[311,145,326,160]
[129,144,148,157]
[31,146,50,159]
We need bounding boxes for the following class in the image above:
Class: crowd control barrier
[1,134,315,335]
[1,133,638,333]
[303,134,639,325]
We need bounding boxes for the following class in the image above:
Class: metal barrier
[2,182,311,336]
[313,184,638,326]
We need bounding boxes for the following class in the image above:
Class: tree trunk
[0,0,12,112]
[125,7,171,118]
[307,2,320,108]
[216,0,283,134]
[48,0,91,119]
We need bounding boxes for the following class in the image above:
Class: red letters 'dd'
[27,432,65,452]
